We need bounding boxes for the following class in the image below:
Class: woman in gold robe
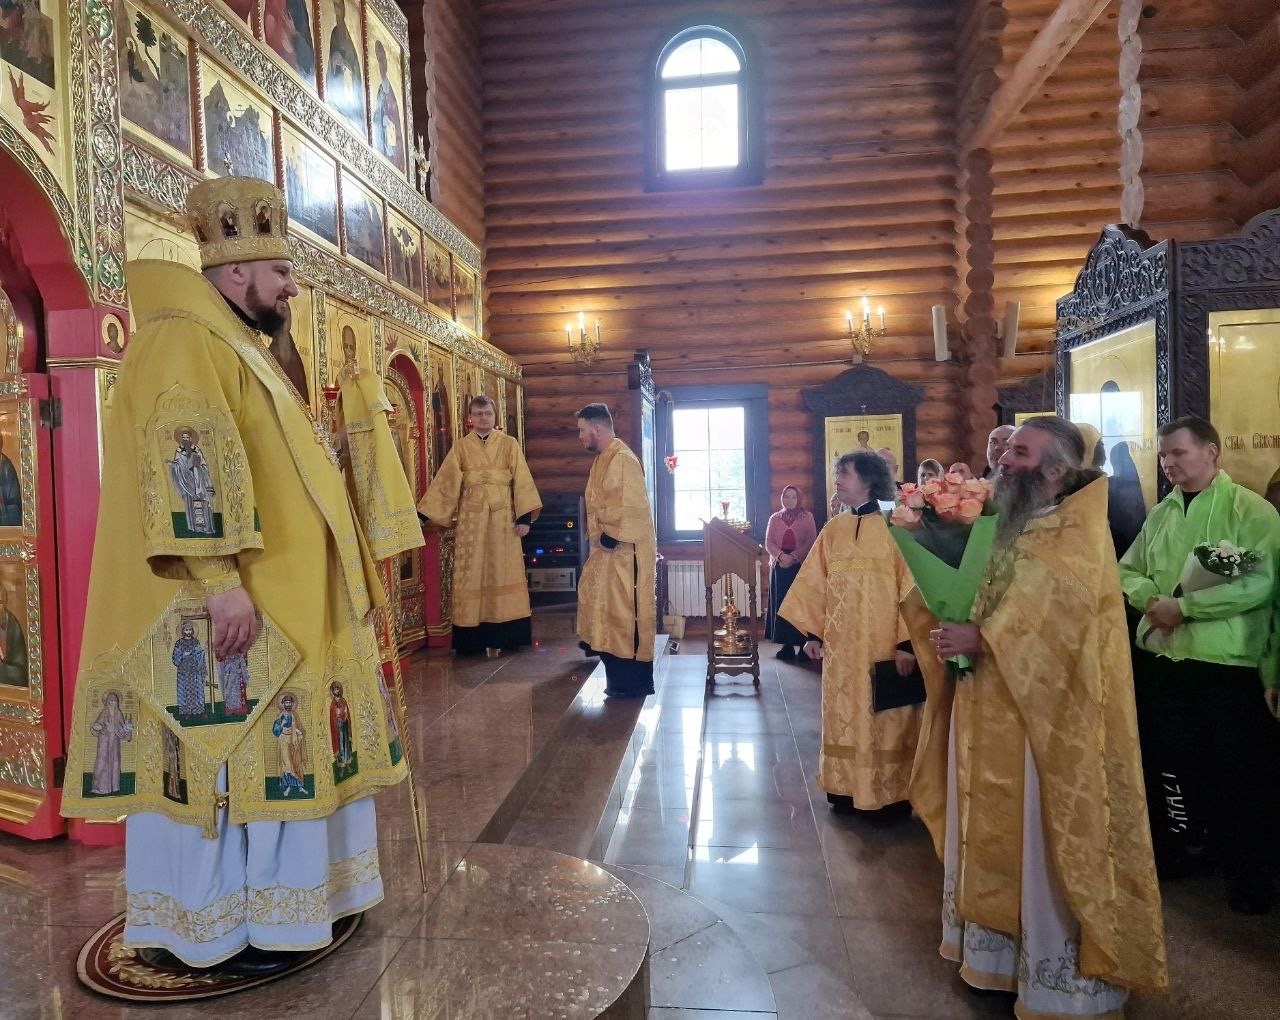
[781,450,921,813]
[420,394,541,654]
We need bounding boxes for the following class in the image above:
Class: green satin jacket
[1119,470,1280,680]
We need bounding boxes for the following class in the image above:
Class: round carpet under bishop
[76,911,361,1002]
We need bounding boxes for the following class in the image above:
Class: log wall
[1228,6,1280,221]
[478,0,964,496]
[1130,1,1277,241]
[991,0,1122,362]
[404,0,487,245]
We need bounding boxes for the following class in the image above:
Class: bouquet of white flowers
[1180,540,1261,587]
[1140,540,1261,651]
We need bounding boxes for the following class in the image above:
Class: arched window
[649,24,762,189]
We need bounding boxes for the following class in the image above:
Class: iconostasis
[0,0,524,839]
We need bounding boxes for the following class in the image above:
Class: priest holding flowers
[909,416,1167,1016]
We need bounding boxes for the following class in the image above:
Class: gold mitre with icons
[185,176,291,269]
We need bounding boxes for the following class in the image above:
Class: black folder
[871,658,926,713]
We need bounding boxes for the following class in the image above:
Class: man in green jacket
[1119,415,1280,914]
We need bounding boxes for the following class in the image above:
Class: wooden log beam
[965,0,1113,153]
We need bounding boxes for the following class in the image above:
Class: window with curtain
[649,25,762,189]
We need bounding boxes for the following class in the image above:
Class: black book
[871,658,926,713]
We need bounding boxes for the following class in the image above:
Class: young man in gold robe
[60,177,419,971]
[780,450,920,814]
[575,403,657,697]
[419,394,541,655]
[916,417,1167,1016]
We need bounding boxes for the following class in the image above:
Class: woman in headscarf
[917,459,945,485]
[764,485,817,660]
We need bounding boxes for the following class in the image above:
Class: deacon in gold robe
[60,177,418,971]
[575,403,657,697]
[780,450,921,813]
[915,417,1167,1016]
[419,394,541,654]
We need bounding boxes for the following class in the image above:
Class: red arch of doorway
[0,148,122,842]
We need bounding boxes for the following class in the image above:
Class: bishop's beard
[992,465,1057,549]
[246,282,288,337]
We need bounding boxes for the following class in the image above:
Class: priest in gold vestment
[914,417,1167,1017]
[60,178,418,970]
[575,403,657,697]
[419,394,541,654]
[780,450,921,813]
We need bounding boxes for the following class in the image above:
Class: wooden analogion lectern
[703,518,765,689]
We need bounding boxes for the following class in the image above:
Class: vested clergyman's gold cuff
[185,555,241,595]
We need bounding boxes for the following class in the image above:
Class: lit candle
[579,311,586,336]
[845,310,854,334]
[862,296,871,326]
[565,324,572,345]
[878,306,885,332]
[594,319,601,343]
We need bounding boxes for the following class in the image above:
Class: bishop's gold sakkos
[60,251,417,834]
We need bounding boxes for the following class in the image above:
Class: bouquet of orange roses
[889,472,998,672]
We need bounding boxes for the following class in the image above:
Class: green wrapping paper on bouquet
[888,474,998,673]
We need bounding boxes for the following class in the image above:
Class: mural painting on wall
[326,300,370,386]
[1209,309,1280,500]
[284,285,315,401]
[481,368,501,408]
[429,347,454,475]
[264,0,318,88]
[201,59,273,181]
[120,3,192,162]
[455,360,480,435]
[366,8,406,173]
[129,214,201,271]
[505,378,519,441]
[823,413,903,504]
[281,123,338,248]
[387,209,423,296]
[0,559,31,691]
[425,237,452,315]
[0,0,64,175]
[342,171,385,274]
[0,406,22,533]
[319,0,365,134]
[453,263,478,334]
[221,0,257,30]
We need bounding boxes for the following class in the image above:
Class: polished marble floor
[0,617,1276,1018]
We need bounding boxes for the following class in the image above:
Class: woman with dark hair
[764,485,817,660]
[780,451,921,815]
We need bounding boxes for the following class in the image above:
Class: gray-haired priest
[905,416,1168,1016]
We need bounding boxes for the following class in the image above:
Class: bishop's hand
[207,586,260,660]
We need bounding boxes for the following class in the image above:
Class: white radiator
[666,560,762,617]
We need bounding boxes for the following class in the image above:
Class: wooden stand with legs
[703,518,764,689]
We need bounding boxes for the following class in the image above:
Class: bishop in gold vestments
[575,404,657,697]
[780,452,921,811]
[60,178,418,968]
[420,395,541,653]
[912,418,1167,1017]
